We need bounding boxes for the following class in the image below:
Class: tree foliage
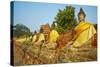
[52,6,77,33]
[13,24,32,38]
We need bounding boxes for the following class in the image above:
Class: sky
[12,1,97,32]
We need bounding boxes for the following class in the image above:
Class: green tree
[52,6,77,33]
[13,24,31,38]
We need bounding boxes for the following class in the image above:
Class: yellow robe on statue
[37,33,45,43]
[72,21,96,47]
[32,35,37,42]
[49,30,59,43]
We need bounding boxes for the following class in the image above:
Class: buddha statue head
[78,8,86,22]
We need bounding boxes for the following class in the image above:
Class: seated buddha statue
[72,8,96,48]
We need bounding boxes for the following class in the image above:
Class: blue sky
[13,1,97,32]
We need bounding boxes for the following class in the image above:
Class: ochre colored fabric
[32,35,37,42]
[37,33,45,42]
[49,30,59,43]
[72,21,96,47]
